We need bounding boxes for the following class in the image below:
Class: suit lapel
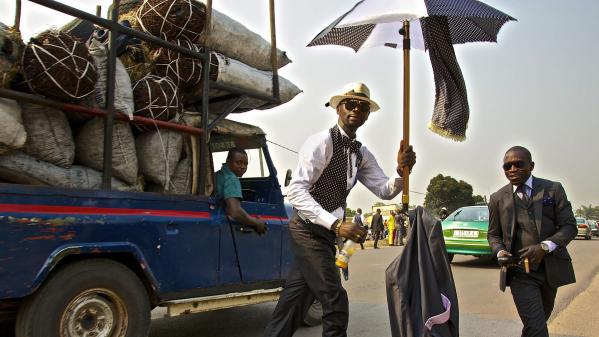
[532,177,544,236]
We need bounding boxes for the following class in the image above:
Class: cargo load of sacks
[0,0,299,193]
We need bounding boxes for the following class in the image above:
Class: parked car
[576,217,592,240]
[441,206,493,262]
[589,220,599,237]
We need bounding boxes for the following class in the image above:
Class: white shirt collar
[512,175,533,193]
[336,123,353,139]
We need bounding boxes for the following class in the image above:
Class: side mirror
[284,169,292,187]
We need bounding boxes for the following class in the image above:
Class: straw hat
[327,82,380,112]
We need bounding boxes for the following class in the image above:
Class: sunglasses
[502,160,527,171]
[343,100,370,113]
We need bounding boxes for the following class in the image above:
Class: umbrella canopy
[307,0,516,141]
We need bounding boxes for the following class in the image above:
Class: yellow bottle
[335,240,358,269]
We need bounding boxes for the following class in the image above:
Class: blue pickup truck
[0,123,324,336]
[0,1,325,336]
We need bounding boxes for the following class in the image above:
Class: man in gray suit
[371,208,384,249]
[487,146,576,337]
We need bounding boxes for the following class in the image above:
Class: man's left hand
[396,140,416,177]
[518,244,546,265]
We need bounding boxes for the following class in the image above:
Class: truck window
[212,148,270,179]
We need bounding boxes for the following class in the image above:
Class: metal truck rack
[0,0,282,193]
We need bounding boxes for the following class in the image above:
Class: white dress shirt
[287,125,403,230]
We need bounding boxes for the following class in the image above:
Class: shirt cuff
[316,211,339,230]
[542,240,557,252]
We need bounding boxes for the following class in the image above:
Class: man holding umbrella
[262,82,416,337]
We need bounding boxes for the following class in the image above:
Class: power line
[266,139,298,154]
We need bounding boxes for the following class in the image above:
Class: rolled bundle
[0,98,27,154]
[186,52,301,111]
[0,22,24,88]
[22,31,97,102]
[21,103,75,168]
[0,151,142,192]
[136,0,206,42]
[136,129,183,186]
[151,39,203,89]
[132,74,180,130]
[75,117,139,185]
[119,42,154,83]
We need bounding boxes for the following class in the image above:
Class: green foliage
[346,207,356,218]
[424,174,481,215]
[373,201,386,207]
[575,204,599,219]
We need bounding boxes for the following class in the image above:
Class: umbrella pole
[400,20,411,213]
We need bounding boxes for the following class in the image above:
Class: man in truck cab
[215,148,267,235]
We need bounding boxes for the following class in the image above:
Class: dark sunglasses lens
[344,101,357,110]
[344,100,369,112]
[503,161,524,170]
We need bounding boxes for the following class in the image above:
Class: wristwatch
[540,242,550,253]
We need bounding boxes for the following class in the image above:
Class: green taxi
[441,205,492,262]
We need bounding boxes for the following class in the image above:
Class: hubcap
[60,289,127,337]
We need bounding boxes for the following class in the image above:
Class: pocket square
[543,197,555,206]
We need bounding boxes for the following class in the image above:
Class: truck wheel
[302,299,323,326]
[16,259,150,337]
[447,253,455,263]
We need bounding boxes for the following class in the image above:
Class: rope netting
[152,39,203,89]
[132,74,180,132]
[136,0,206,42]
[21,31,97,102]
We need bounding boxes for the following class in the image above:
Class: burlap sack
[168,155,192,194]
[0,151,142,192]
[136,129,183,186]
[196,3,291,71]
[88,38,135,119]
[76,117,138,184]
[21,103,74,168]
[186,52,301,111]
[0,98,27,154]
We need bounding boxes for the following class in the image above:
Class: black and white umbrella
[308,0,515,209]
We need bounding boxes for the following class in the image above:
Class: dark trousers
[373,231,382,248]
[509,266,557,337]
[263,212,348,337]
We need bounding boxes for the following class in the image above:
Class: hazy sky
[2,0,598,212]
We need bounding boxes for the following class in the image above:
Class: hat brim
[329,95,380,112]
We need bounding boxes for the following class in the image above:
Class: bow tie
[340,135,362,178]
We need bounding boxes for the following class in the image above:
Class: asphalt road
[149,237,599,337]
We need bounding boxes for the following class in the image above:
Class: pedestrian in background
[371,208,384,249]
[395,210,406,246]
[353,208,367,250]
[388,210,396,246]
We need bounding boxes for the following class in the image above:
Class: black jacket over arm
[386,206,459,337]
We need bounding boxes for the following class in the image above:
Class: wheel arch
[30,243,159,306]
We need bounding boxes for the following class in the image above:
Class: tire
[302,299,323,327]
[585,232,591,240]
[16,259,150,337]
[447,253,455,263]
